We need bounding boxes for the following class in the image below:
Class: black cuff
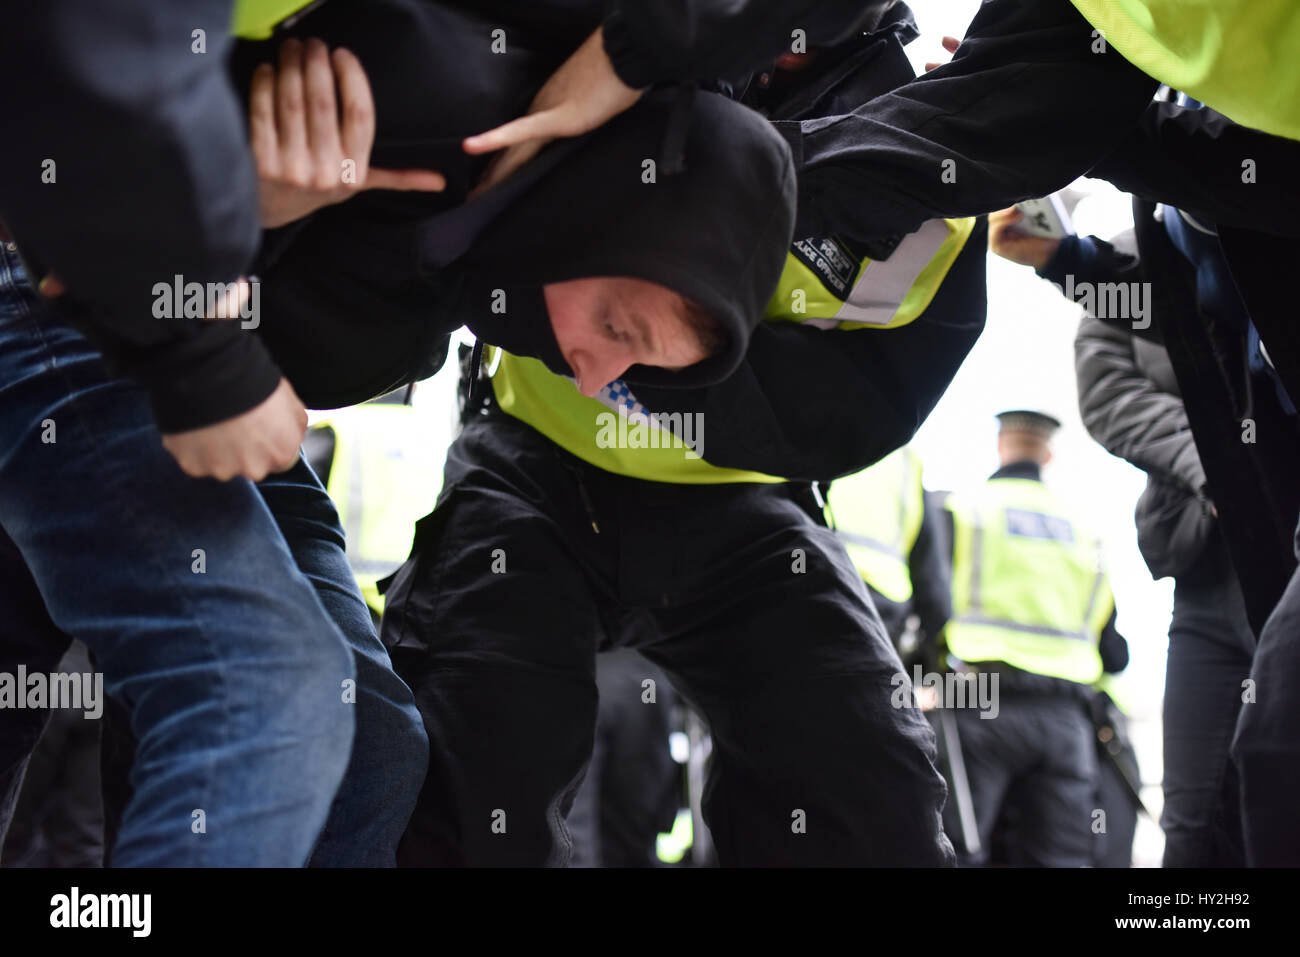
[601,10,660,89]
[102,322,284,434]
[1035,234,1083,286]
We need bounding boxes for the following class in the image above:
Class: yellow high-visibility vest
[313,403,442,615]
[945,477,1113,685]
[1070,0,1300,141]
[232,0,320,40]
[827,446,925,604]
[766,218,975,329]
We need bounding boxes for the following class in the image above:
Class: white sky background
[382,0,1172,862]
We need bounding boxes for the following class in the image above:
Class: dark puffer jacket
[1073,294,1213,581]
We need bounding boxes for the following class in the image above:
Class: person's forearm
[601,0,891,87]
[1074,319,1207,493]
[1090,102,1300,237]
[909,500,953,640]
[89,318,284,434]
[1037,235,1141,291]
[788,0,1158,240]
[0,1,259,335]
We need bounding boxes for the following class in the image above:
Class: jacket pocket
[1135,477,1214,580]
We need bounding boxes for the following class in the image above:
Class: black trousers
[1162,538,1255,867]
[382,413,955,867]
[1232,517,1300,866]
[943,695,1097,867]
[0,525,71,852]
[2,640,103,868]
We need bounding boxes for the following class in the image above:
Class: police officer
[940,410,1129,867]
[826,445,951,655]
[380,8,984,867]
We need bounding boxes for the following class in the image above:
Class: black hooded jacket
[235,0,795,411]
[630,7,988,482]
[451,90,796,391]
[438,0,908,89]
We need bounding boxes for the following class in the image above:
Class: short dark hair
[679,296,728,359]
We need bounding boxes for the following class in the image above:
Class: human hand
[924,35,961,72]
[989,207,1062,271]
[463,28,643,197]
[251,38,446,229]
[161,378,308,481]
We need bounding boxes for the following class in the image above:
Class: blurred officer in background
[940,411,1129,866]
[826,445,951,656]
[305,388,444,622]
[983,680,1142,868]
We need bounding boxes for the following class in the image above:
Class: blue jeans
[0,240,427,865]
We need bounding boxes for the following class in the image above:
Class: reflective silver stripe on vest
[954,613,1092,642]
[968,516,983,612]
[834,219,950,325]
[1082,565,1105,627]
[834,529,904,561]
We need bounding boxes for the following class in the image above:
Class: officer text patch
[791,236,857,299]
[1004,508,1075,544]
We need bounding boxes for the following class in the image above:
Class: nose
[570,351,632,398]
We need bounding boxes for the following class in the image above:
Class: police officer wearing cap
[939,410,1129,867]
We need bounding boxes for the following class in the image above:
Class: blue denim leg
[0,244,354,866]
[256,460,429,866]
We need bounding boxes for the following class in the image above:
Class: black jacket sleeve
[0,0,281,433]
[1074,308,1206,495]
[773,0,1158,241]
[1090,102,1300,238]
[1035,232,1164,345]
[601,0,898,88]
[1099,608,1129,674]
[638,217,987,481]
[908,490,953,643]
[1038,234,1142,293]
